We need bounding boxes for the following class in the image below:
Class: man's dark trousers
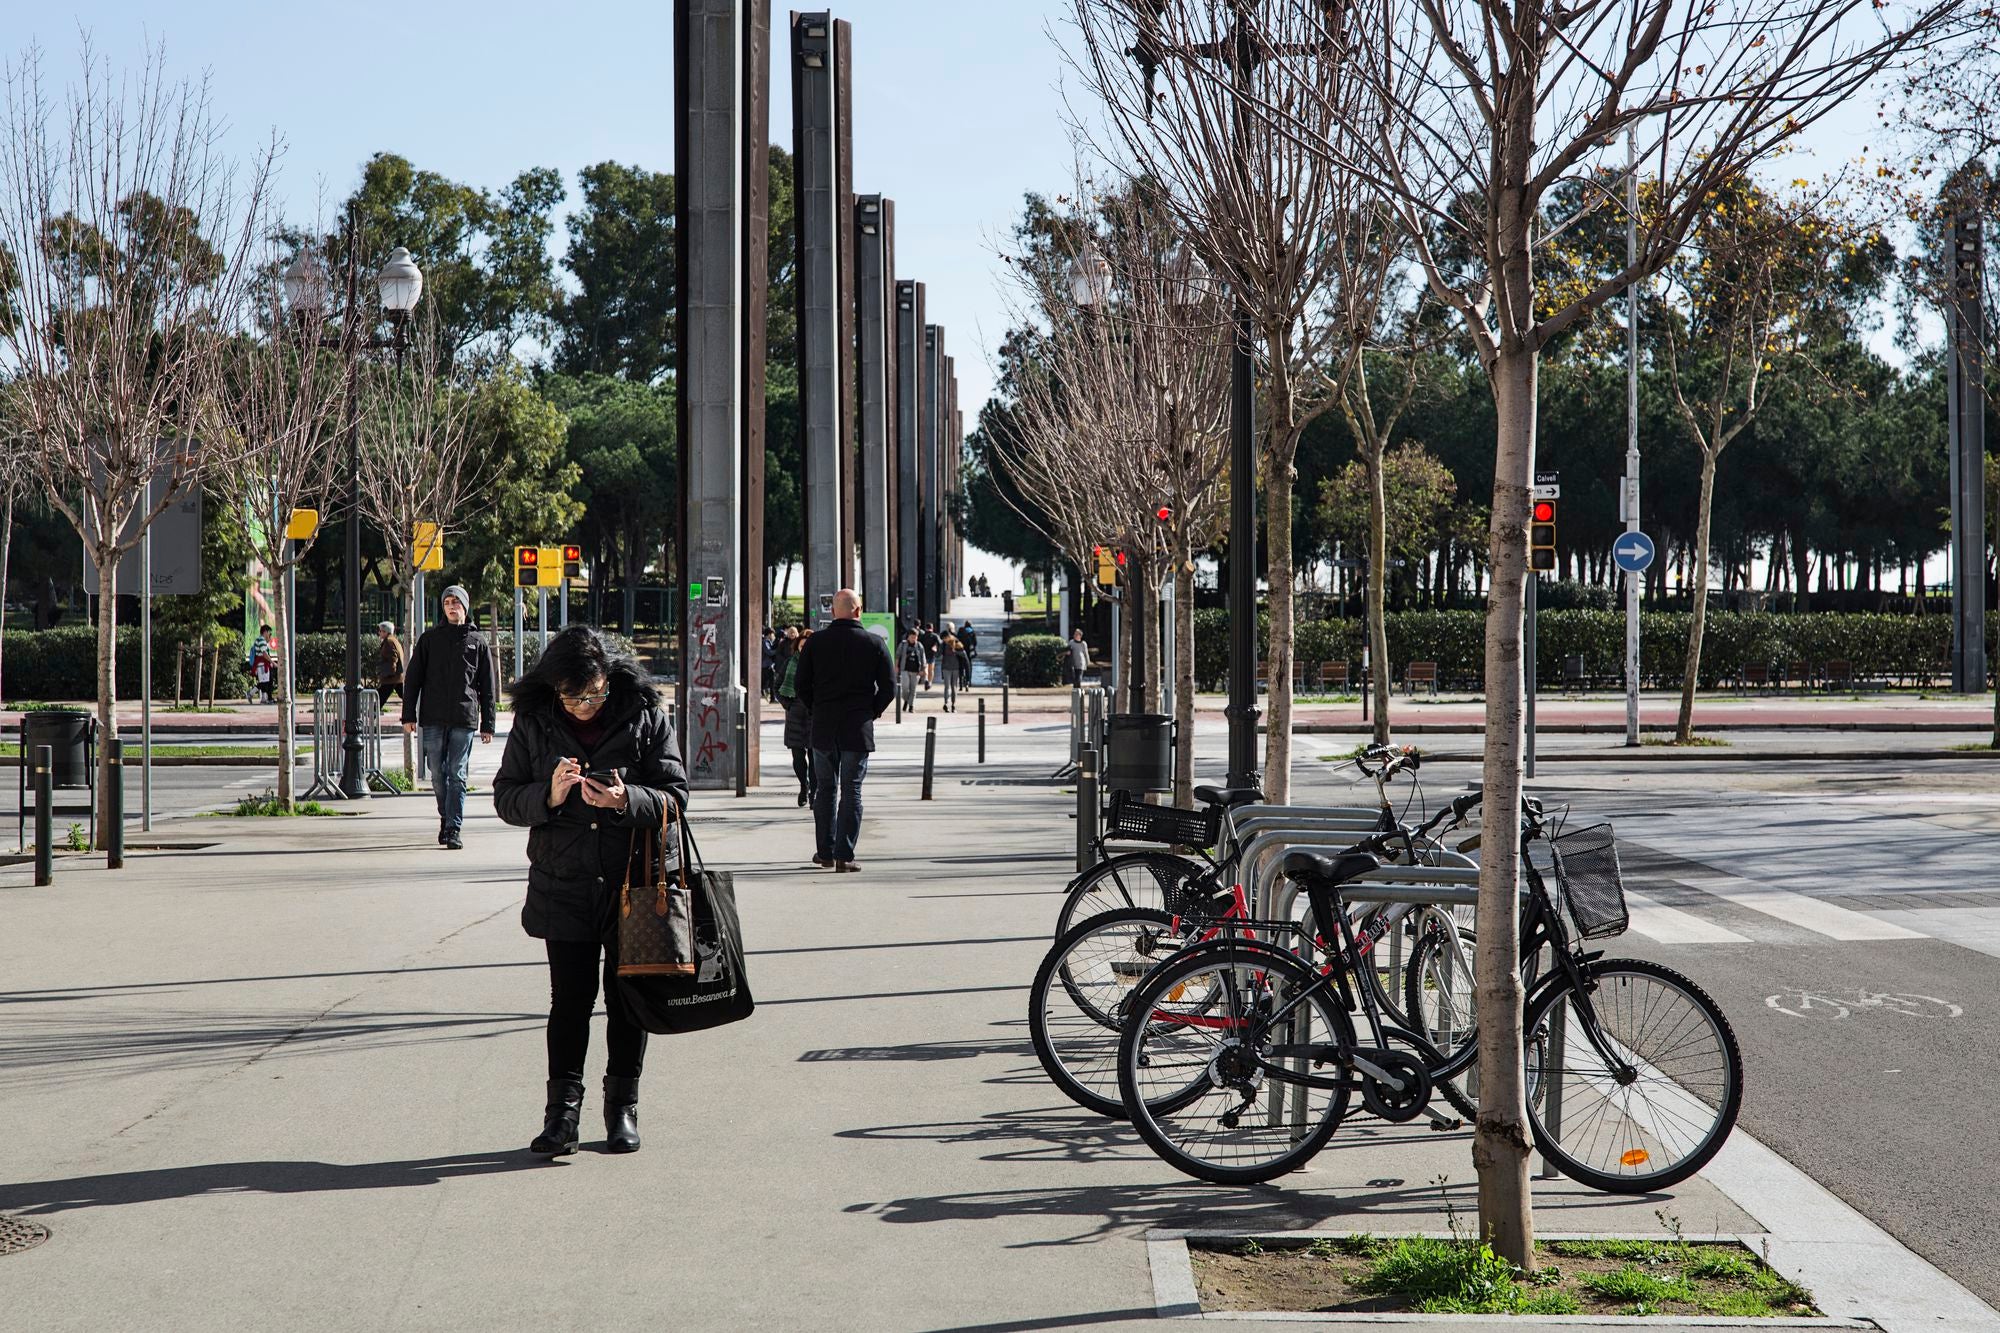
[810,749,869,862]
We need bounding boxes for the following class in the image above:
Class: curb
[1393,751,1997,764]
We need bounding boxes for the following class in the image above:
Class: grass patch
[65,822,90,851]
[1297,693,1361,704]
[226,791,341,817]
[379,767,415,792]
[1194,1236,1819,1319]
[0,742,294,760]
[1949,741,1996,752]
[1640,734,1732,747]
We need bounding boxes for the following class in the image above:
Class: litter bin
[22,709,92,788]
[1102,712,1172,794]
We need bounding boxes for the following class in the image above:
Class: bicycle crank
[1355,1049,1433,1124]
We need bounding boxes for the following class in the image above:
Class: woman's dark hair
[510,625,658,712]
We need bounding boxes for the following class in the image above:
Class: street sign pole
[538,589,550,658]
[1624,125,1642,747]
[514,587,525,682]
[141,519,152,831]
[1526,573,1537,780]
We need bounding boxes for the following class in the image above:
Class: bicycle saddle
[1194,785,1265,809]
[1281,849,1379,887]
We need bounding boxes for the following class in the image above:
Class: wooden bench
[1403,661,1439,695]
[1320,661,1349,691]
[1821,658,1853,691]
[1738,664,1770,692]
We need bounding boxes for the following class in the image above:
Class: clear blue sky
[37,1,1099,423]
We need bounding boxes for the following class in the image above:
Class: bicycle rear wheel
[1524,958,1743,1193]
[1030,908,1182,1118]
[1054,852,1208,941]
[1117,941,1354,1185]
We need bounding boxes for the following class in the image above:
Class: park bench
[1821,658,1854,692]
[1321,661,1349,692]
[1562,654,1587,696]
[1403,661,1439,695]
[1737,663,1770,692]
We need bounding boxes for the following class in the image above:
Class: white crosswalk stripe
[1671,873,1926,942]
[1621,889,1753,945]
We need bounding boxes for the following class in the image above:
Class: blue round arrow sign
[1612,531,1656,573]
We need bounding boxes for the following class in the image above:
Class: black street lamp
[282,212,422,798]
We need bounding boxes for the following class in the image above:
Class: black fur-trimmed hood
[507,655,662,721]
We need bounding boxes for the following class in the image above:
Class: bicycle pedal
[1427,1115,1463,1132]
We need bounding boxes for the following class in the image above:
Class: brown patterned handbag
[616,818,696,977]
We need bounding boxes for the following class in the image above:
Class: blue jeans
[423,725,476,833]
[810,749,870,862]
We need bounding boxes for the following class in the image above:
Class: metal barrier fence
[1057,684,1106,780]
[305,687,393,798]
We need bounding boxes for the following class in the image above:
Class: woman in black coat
[493,626,689,1157]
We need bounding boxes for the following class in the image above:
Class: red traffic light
[515,545,538,565]
[1532,500,1556,523]
[1155,505,1172,522]
[562,544,582,562]
[1114,550,1127,566]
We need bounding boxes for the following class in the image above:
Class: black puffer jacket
[401,616,496,733]
[492,662,690,943]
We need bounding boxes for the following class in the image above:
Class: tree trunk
[1366,447,1392,745]
[1174,555,1196,808]
[1475,337,1536,1270]
[0,480,13,705]
[1793,535,1812,614]
[273,553,295,807]
[1118,578,1135,711]
[404,573,420,779]
[94,547,120,851]
[1263,464,1297,803]
[1676,452,1720,743]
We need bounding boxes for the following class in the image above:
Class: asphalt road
[1293,751,2000,1310]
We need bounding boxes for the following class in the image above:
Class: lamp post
[283,216,422,799]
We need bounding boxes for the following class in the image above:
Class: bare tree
[1233,0,1973,1265]
[1658,179,1882,742]
[1071,0,1370,801]
[207,238,348,804]
[0,42,275,840]
[0,400,26,705]
[995,177,1231,789]
[352,298,481,769]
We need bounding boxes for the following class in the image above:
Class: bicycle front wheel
[1524,958,1743,1193]
[1117,940,1354,1185]
[1029,907,1183,1118]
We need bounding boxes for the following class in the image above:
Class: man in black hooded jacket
[401,584,496,849]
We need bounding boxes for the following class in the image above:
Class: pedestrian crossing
[1620,874,1941,947]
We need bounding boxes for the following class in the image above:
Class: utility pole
[1624,126,1642,746]
[1947,197,1987,694]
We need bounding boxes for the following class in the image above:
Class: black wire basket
[1550,823,1627,939]
[1104,790,1222,849]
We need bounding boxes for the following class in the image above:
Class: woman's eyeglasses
[559,689,610,709]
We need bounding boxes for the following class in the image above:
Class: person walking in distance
[1065,626,1090,687]
[375,621,406,704]
[401,585,496,850]
[895,630,926,713]
[919,622,942,690]
[251,625,279,704]
[794,589,894,872]
[493,626,688,1156]
[778,628,815,807]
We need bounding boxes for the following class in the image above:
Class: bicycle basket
[1550,822,1627,940]
[1104,790,1222,848]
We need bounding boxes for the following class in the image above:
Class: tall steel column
[895,281,925,630]
[943,358,959,602]
[792,12,852,623]
[920,325,943,625]
[676,0,769,791]
[1947,205,1988,693]
[855,195,893,613]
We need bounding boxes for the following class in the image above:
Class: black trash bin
[22,710,93,788]
[1102,712,1172,794]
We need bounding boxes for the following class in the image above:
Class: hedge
[1191,608,1995,691]
[1005,634,1069,687]
[1,624,250,701]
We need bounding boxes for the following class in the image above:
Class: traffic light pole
[1624,126,1642,746]
[513,588,525,682]
[1526,573,1538,779]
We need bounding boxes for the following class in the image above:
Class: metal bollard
[978,697,986,763]
[1076,747,1098,873]
[106,739,125,870]
[921,717,937,800]
[33,744,52,886]
[734,691,749,799]
[1001,673,1009,724]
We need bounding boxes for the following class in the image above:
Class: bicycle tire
[1523,957,1743,1194]
[1054,852,1209,941]
[1030,907,1181,1118]
[1117,939,1355,1185]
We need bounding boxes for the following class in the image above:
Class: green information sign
[688,582,703,599]
[860,612,895,657]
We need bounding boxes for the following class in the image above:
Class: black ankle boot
[603,1075,641,1153]
[530,1078,584,1155]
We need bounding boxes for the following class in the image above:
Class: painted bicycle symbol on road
[1764,988,1962,1021]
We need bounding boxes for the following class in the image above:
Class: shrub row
[1,624,250,702]
[1005,634,1069,687]
[1192,609,1997,691]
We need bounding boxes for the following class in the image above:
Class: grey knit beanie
[441,585,470,614]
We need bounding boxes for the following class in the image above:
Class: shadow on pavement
[0,1150,562,1214]
[913,1309,1161,1333]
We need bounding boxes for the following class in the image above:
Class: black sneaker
[444,830,463,850]
[437,825,448,845]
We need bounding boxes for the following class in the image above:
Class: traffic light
[1093,544,1117,588]
[562,544,582,580]
[1530,499,1556,573]
[514,545,539,587]
[1155,504,1172,523]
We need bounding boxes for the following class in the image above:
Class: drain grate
[0,1215,50,1257]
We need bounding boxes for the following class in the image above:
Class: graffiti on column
[690,611,730,777]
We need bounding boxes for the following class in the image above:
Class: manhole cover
[0,1214,50,1257]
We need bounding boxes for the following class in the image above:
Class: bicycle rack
[1053,684,1105,781]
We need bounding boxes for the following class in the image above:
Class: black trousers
[789,745,814,794]
[545,938,648,1082]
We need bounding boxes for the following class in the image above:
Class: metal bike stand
[1537,944,1567,1180]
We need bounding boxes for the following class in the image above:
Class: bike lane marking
[1673,872,1926,941]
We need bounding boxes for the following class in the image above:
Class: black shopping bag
[617,820,754,1033]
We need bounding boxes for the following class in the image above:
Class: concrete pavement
[2,714,1996,1330]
